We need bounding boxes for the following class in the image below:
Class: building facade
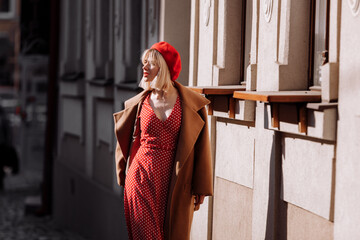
[0,0,20,88]
[55,0,360,239]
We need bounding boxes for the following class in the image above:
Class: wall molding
[263,0,273,23]
[348,0,360,16]
[203,0,211,26]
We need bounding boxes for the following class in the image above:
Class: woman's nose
[142,64,148,70]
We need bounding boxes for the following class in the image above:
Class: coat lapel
[164,82,210,239]
[113,90,149,160]
[173,82,210,172]
[174,104,204,172]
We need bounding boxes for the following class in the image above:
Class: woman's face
[142,56,160,82]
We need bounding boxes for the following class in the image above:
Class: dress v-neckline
[147,94,179,123]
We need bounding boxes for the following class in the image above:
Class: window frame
[0,0,16,19]
[240,0,253,85]
[308,0,330,88]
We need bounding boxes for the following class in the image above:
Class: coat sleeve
[113,99,140,187]
[113,113,127,187]
[192,106,214,196]
[114,140,126,186]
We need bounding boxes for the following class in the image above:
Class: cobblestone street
[0,173,89,240]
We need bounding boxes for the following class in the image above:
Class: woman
[113,41,213,240]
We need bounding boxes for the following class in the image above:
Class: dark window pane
[0,0,10,13]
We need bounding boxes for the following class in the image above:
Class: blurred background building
[1,0,360,240]
[0,0,50,191]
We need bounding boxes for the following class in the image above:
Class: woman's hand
[194,195,205,211]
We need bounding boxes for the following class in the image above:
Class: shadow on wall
[264,132,287,239]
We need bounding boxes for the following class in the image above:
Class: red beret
[151,41,181,81]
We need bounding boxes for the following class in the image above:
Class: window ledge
[234,91,323,134]
[188,86,246,118]
[115,82,141,91]
[88,78,114,86]
[306,102,337,110]
[87,79,114,99]
[60,72,84,82]
[188,85,245,95]
[233,90,321,103]
[60,79,85,97]
[309,86,321,92]
[307,102,338,141]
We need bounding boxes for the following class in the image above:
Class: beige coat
[113,81,213,240]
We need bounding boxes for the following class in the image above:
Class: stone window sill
[60,79,85,97]
[309,85,321,92]
[306,102,338,140]
[115,82,141,91]
[88,78,114,86]
[60,72,84,82]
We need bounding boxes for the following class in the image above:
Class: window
[0,0,10,12]
[241,0,253,85]
[189,0,254,119]
[310,0,330,87]
[114,0,142,85]
[93,0,112,82]
[0,35,14,86]
[85,0,114,86]
[0,0,15,19]
[60,0,85,82]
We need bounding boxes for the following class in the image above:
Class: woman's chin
[143,77,153,83]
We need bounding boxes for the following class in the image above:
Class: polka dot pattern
[124,94,182,240]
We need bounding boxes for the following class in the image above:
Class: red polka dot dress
[124,94,182,240]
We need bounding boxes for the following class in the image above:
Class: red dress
[124,94,182,240]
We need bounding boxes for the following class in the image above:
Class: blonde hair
[139,49,173,92]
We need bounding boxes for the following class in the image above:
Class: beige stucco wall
[257,0,280,91]
[196,0,216,86]
[213,177,252,240]
[257,0,310,91]
[334,1,360,240]
[281,137,335,220]
[282,202,334,240]
[160,0,191,86]
[188,0,357,239]
[215,120,255,188]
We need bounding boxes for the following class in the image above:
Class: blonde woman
[113,42,213,240]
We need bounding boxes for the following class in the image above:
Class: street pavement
[0,111,89,240]
[0,172,89,240]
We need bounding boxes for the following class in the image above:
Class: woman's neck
[152,83,176,100]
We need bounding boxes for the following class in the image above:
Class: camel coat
[113,81,213,240]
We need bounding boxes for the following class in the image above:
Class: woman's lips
[143,72,149,77]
